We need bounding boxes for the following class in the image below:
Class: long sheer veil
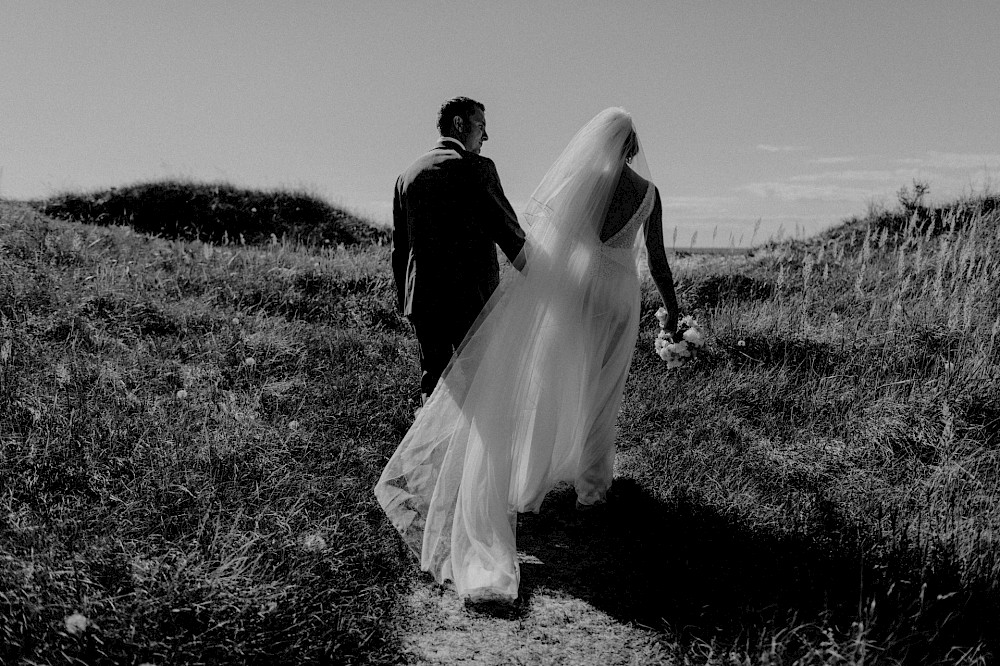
[375,108,652,600]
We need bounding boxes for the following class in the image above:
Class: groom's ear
[451,115,464,134]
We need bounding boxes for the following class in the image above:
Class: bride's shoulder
[622,165,651,190]
[622,164,651,197]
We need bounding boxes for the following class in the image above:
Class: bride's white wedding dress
[375,108,655,600]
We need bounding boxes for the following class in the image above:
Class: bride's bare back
[599,165,650,242]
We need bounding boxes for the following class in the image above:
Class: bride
[375,107,680,601]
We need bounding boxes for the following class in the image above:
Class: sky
[2,1,999,247]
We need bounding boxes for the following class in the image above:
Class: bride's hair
[622,129,639,163]
[437,97,485,136]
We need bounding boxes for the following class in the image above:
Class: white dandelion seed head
[175,389,188,400]
[64,612,88,635]
[303,533,327,552]
[244,357,256,367]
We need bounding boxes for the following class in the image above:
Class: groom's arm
[478,159,526,270]
[391,177,408,313]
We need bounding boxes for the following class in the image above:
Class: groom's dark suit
[392,137,525,398]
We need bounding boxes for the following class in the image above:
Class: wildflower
[737,340,746,347]
[232,317,240,326]
[654,306,669,327]
[175,389,188,399]
[303,533,327,552]
[244,357,256,367]
[64,612,88,635]
[288,420,300,430]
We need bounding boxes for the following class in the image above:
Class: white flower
[737,340,746,347]
[657,346,671,361]
[288,420,300,430]
[666,358,684,369]
[682,328,704,347]
[64,612,88,635]
[680,315,698,328]
[175,389,188,399]
[231,317,240,326]
[672,341,691,358]
[303,533,327,552]
[654,307,669,327]
[244,357,256,367]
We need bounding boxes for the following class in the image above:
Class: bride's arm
[644,187,680,332]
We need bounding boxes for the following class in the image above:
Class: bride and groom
[377,97,680,601]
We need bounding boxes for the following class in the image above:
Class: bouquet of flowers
[654,308,705,369]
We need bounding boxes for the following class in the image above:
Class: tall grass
[615,188,1000,663]
[2,182,1000,664]
[0,199,412,664]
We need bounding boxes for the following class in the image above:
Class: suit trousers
[409,311,477,400]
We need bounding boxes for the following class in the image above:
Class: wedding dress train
[375,108,654,600]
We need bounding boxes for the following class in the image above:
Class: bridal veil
[375,108,653,600]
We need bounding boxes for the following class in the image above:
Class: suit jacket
[392,139,526,324]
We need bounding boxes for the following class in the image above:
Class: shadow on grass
[508,480,999,663]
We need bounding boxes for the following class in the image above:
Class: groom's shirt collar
[438,136,465,151]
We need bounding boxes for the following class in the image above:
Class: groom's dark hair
[438,97,485,137]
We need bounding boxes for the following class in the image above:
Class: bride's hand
[655,307,678,336]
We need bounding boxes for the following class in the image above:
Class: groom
[392,97,526,402]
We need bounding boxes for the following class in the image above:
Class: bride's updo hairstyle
[623,129,639,163]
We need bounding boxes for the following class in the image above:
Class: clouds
[737,182,878,203]
[895,151,1000,170]
[810,156,858,165]
[660,195,736,216]
[756,144,811,153]
[787,168,929,183]
[739,150,999,204]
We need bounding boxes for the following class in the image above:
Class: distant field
[2,184,999,664]
[668,246,753,256]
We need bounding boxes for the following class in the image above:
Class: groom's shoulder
[463,152,500,178]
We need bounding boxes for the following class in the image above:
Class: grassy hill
[31,179,389,247]
[1,182,999,664]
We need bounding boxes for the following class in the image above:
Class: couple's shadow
[466,479,1000,661]
[466,479,864,640]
